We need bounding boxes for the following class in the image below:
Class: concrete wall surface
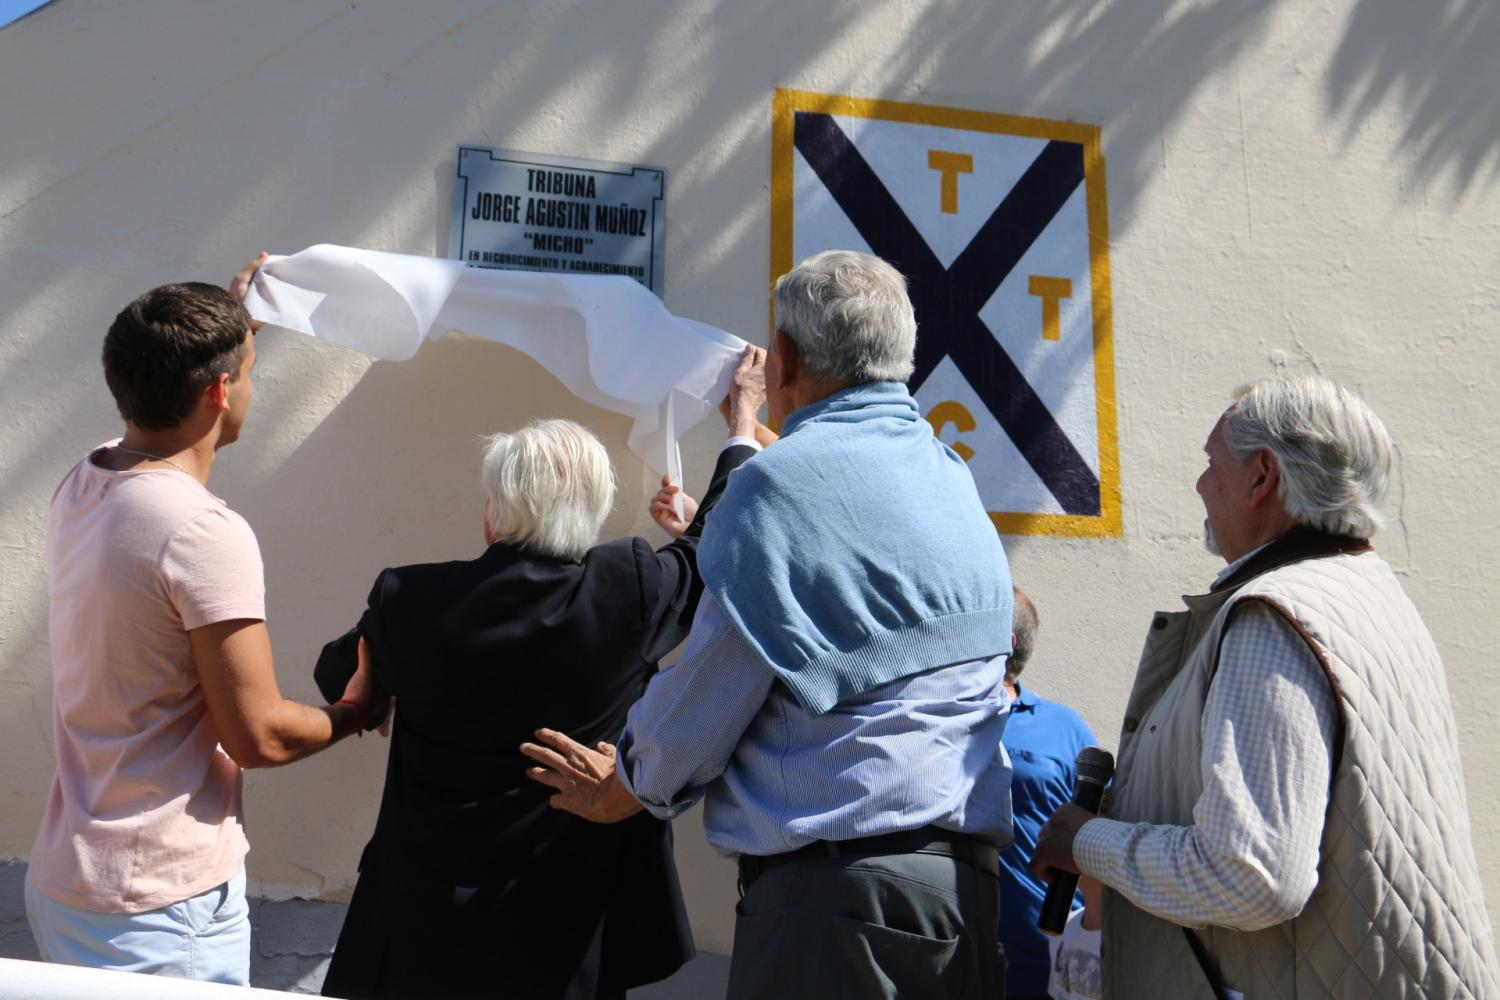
[1,0,1497,982]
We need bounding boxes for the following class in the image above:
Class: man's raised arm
[191,622,385,768]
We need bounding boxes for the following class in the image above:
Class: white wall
[2,0,1497,955]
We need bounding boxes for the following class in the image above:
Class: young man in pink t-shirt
[25,258,385,985]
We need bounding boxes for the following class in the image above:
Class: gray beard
[1204,520,1221,557]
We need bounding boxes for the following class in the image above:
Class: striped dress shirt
[616,589,1014,857]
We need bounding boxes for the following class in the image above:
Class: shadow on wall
[1,0,1496,481]
[1326,0,1500,197]
[880,0,1279,236]
[237,328,648,638]
[239,331,654,684]
[882,0,1499,231]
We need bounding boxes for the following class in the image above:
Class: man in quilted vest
[1031,376,1499,998]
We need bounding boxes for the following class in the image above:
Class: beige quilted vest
[1101,548,1500,999]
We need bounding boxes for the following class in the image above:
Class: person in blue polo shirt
[998,587,1099,999]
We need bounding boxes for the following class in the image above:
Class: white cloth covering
[242,244,748,482]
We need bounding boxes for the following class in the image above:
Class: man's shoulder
[55,455,255,551]
[1225,550,1410,638]
[164,494,258,552]
[1238,547,1393,596]
[112,463,236,523]
[1030,691,1090,721]
[1013,689,1098,744]
[717,445,776,490]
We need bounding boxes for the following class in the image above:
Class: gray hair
[1008,586,1038,680]
[1220,376,1393,539]
[773,250,917,384]
[480,419,616,561]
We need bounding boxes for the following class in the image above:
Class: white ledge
[0,958,302,999]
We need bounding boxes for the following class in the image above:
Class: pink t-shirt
[29,443,264,912]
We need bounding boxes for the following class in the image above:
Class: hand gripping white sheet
[243,244,747,511]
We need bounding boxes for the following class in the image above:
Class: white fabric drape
[242,244,748,482]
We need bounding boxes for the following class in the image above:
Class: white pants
[24,867,251,985]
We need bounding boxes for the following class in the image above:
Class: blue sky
[0,0,48,30]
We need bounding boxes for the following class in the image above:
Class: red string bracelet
[333,698,368,736]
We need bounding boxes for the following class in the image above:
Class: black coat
[317,444,755,1000]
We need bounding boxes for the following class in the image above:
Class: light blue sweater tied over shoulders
[698,380,1013,716]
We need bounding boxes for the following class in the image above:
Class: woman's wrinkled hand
[648,475,698,537]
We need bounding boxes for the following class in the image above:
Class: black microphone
[1037,745,1115,936]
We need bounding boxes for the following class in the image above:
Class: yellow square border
[770,88,1122,539]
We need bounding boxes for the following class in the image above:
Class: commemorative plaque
[450,146,667,296]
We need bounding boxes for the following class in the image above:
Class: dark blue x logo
[793,112,1100,517]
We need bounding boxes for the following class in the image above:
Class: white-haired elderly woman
[313,348,766,1000]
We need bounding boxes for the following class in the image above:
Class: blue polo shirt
[996,682,1098,997]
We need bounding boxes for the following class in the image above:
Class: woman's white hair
[1221,375,1393,539]
[480,419,616,561]
[773,249,917,384]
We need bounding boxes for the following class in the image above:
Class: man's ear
[205,372,232,413]
[773,329,800,388]
[1248,448,1281,508]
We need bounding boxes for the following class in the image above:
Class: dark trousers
[727,849,1005,1000]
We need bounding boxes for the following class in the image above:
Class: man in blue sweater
[995,587,1098,999]
[523,249,1013,999]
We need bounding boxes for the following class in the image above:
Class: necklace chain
[113,444,192,477]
